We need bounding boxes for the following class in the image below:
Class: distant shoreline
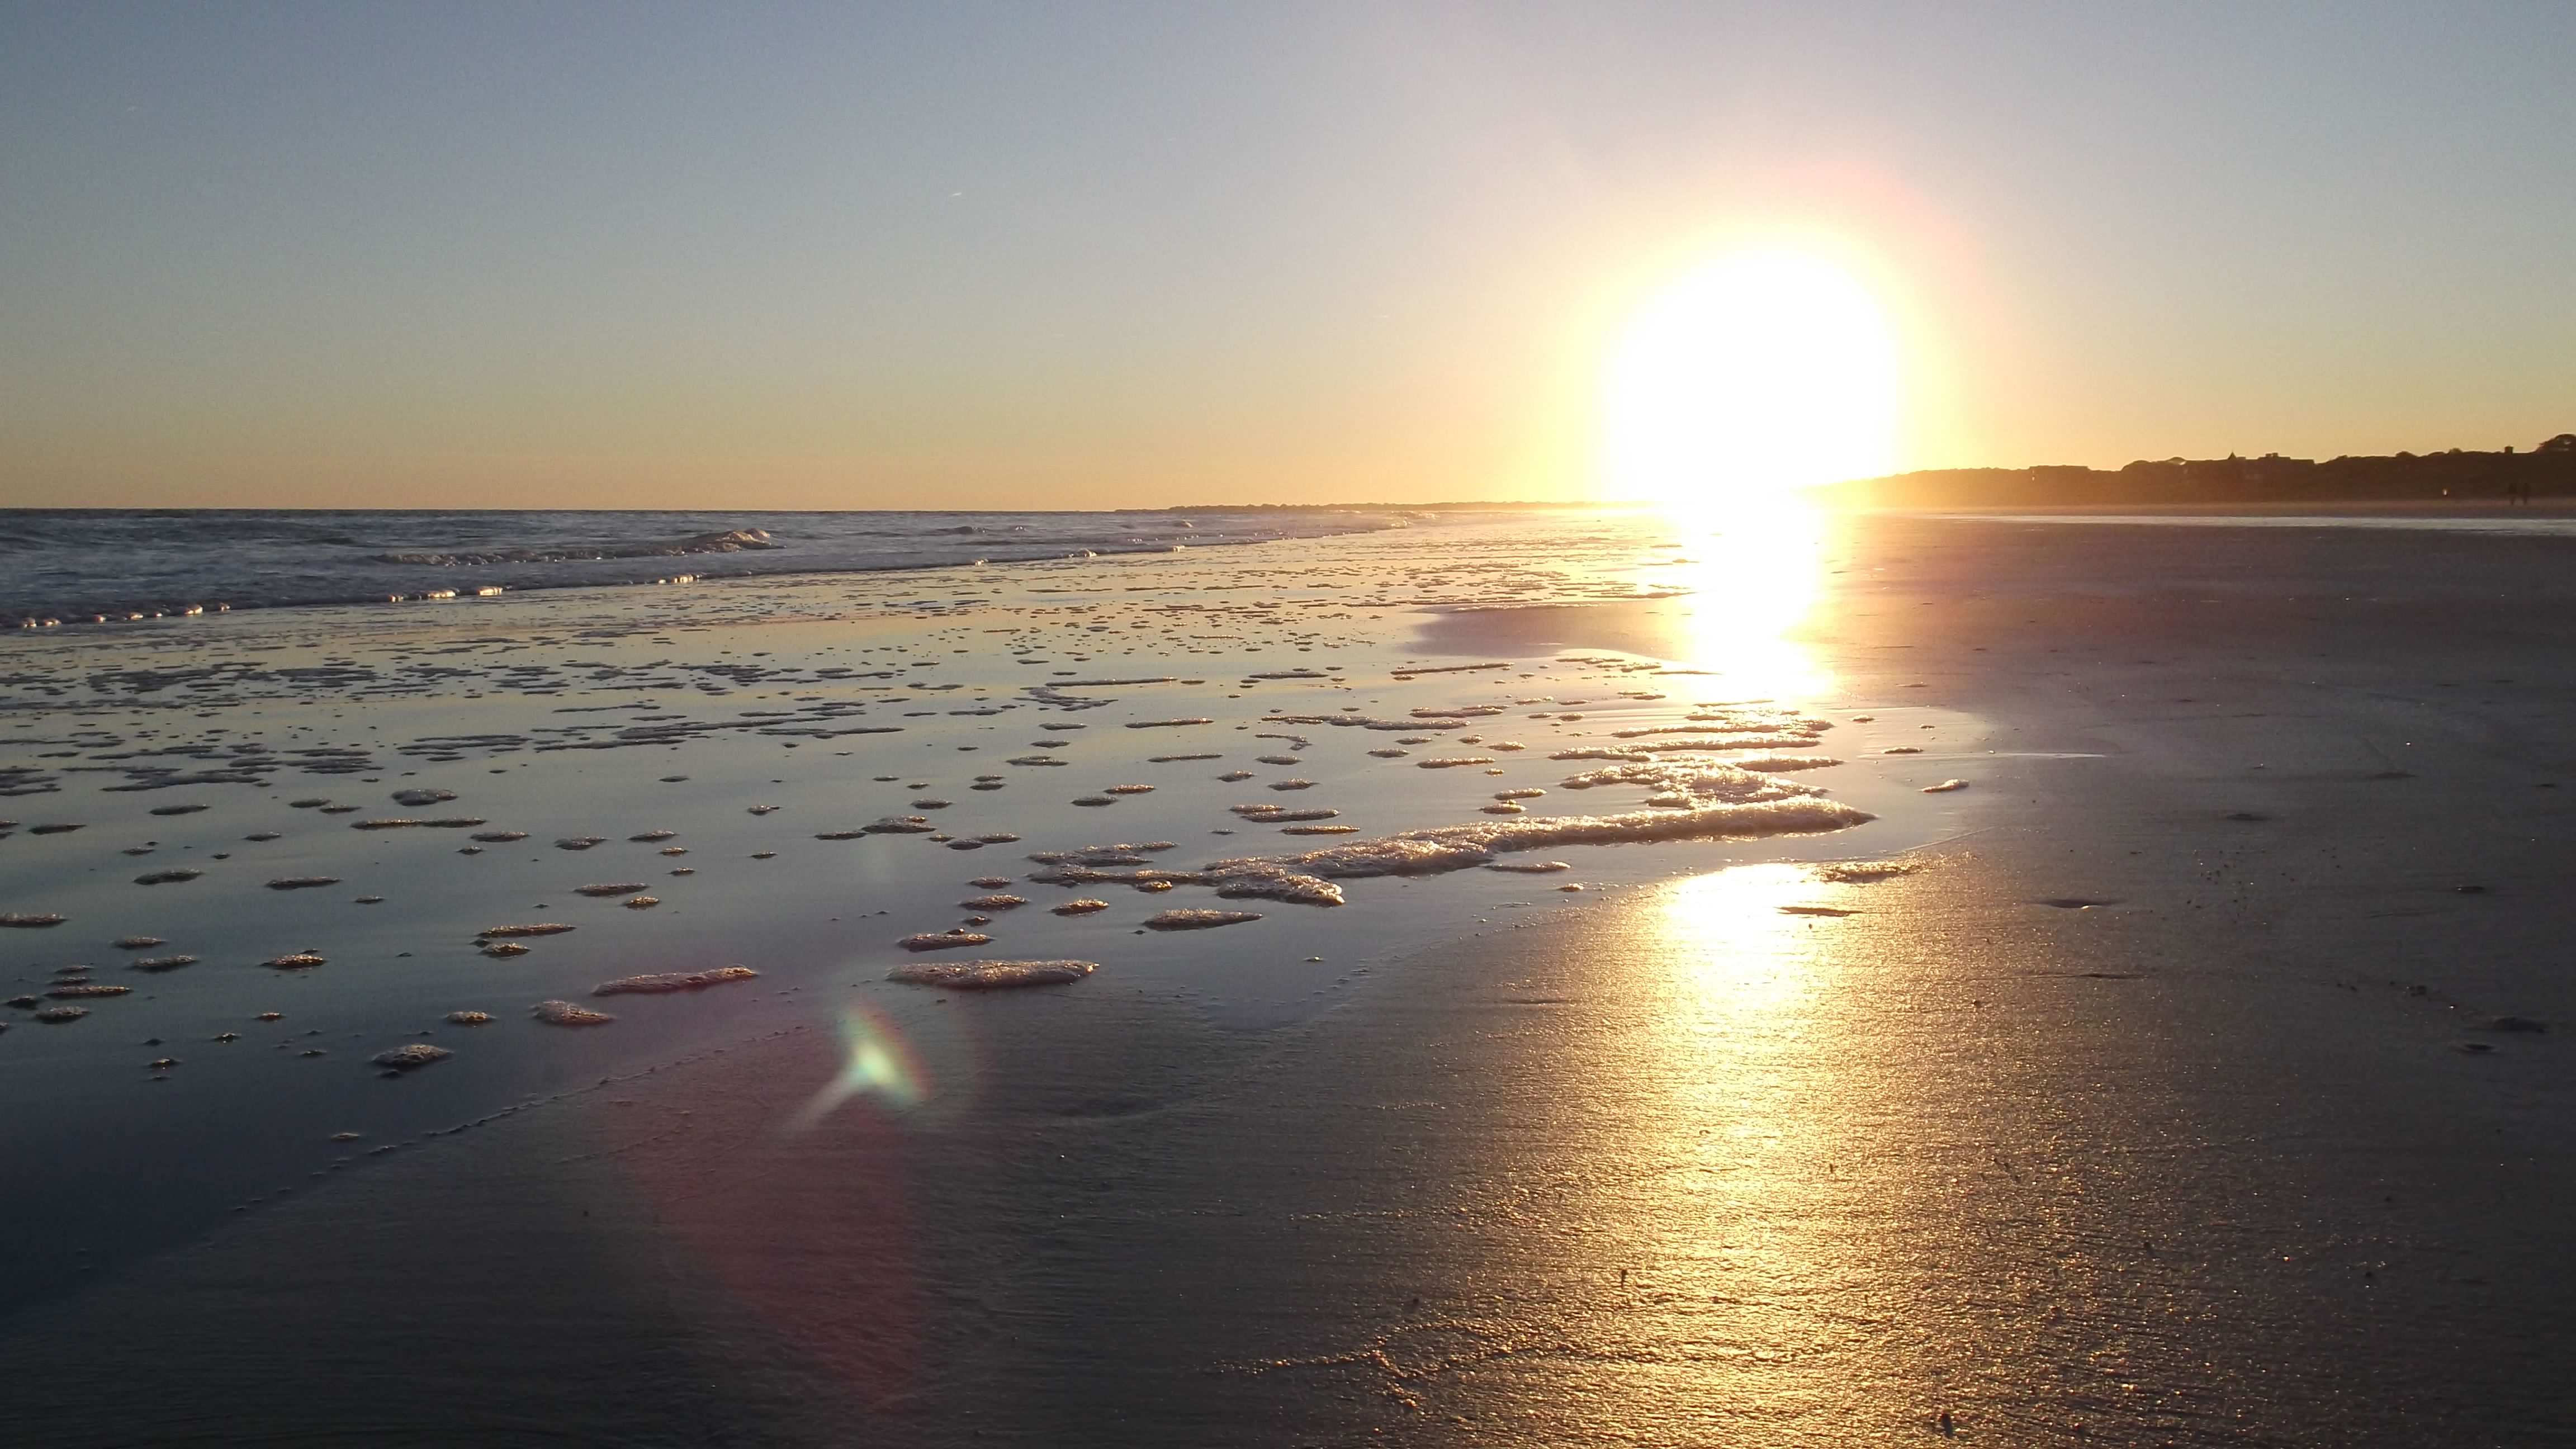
[1830,433,2576,508]
[1903,496,2576,519]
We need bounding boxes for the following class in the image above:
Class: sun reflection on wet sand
[1526,861,1925,1436]
[1655,861,1827,1035]
[1652,498,1835,702]
[1174,853,2059,1443]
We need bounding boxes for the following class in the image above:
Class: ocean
[0,508,1399,623]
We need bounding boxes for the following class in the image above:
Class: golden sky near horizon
[3,3,2573,510]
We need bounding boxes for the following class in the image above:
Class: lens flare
[1602,251,1901,508]
[785,1001,931,1133]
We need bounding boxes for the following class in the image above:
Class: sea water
[0,507,1397,623]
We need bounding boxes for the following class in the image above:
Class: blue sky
[4,1,2572,507]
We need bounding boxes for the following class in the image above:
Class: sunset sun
[1602,251,1901,507]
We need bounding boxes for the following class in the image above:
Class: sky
[3,1,2573,510]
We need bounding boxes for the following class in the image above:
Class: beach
[3,508,2573,1446]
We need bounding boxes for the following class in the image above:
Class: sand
[2,508,2572,1444]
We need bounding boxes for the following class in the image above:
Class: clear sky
[4,1,2573,509]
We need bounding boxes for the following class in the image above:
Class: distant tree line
[1829,433,2576,507]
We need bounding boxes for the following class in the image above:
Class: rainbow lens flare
[785,1001,931,1133]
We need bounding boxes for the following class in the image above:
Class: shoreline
[24,494,2576,631]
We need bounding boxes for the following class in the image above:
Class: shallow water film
[8,507,2572,1446]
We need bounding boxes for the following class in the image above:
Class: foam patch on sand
[372,1044,450,1070]
[1554,759,1819,802]
[1613,712,1830,740]
[1027,841,1178,865]
[1014,757,1873,910]
[1041,797,1874,909]
[1812,859,1922,883]
[1025,858,1346,907]
[1551,735,1829,760]
[1200,796,1869,894]
[1723,754,1844,772]
[1145,909,1262,930]
[899,930,993,951]
[888,959,1095,989]
[1264,712,1465,732]
[593,965,759,996]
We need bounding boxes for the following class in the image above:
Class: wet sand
[5,512,2574,1445]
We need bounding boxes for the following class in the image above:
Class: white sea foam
[1639,735,1831,752]
[1229,803,1338,822]
[1145,909,1262,930]
[372,1044,452,1069]
[889,959,1096,989]
[1200,798,1869,897]
[1026,858,1347,907]
[593,965,758,995]
[1026,841,1179,865]
[1017,750,1869,910]
[898,930,992,951]
[1717,754,1843,772]
[1812,860,1922,883]
[1554,759,1819,803]
[1550,735,1829,761]
[1265,712,1464,732]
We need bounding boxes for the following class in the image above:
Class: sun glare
[1602,252,1901,508]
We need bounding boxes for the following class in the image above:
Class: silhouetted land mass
[1831,432,2576,508]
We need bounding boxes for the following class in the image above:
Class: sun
[1600,251,1901,507]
